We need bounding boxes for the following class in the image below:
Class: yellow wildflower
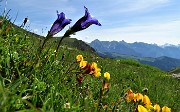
[90,62,101,77]
[80,61,87,69]
[104,72,110,80]
[138,105,148,112]
[134,93,143,102]
[143,95,151,106]
[94,69,101,77]
[154,104,161,112]
[91,62,98,68]
[126,89,134,102]
[162,106,171,112]
[76,55,83,62]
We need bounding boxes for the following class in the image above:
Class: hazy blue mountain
[89,39,180,71]
[90,39,180,59]
[139,56,180,71]
[97,52,180,71]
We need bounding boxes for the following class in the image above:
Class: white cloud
[77,19,180,45]
[96,0,170,17]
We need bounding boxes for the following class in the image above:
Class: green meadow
[0,14,180,112]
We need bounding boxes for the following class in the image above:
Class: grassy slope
[98,58,180,109]
[0,17,180,111]
[170,67,180,74]
[98,52,180,71]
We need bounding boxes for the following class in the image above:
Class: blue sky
[1,0,180,45]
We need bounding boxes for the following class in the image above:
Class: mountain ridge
[90,39,180,59]
[89,39,180,71]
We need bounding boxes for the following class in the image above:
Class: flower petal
[143,95,151,106]
[76,55,83,62]
[126,89,134,102]
[81,17,101,28]
[57,12,65,20]
[84,6,90,17]
[104,72,110,80]
[71,6,101,32]
[134,93,143,102]
[162,106,171,112]
[80,61,88,68]
[138,105,148,112]
[154,104,161,112]
[48,12,71,36]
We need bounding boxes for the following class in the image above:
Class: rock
[172,73,180,79]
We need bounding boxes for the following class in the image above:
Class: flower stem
[55,35,65,55]
[55,28,74,57]
[39,34,52,54]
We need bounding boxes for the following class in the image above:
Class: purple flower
[71,6,101,32]
[48,11,71,36]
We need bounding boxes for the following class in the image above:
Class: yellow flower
[134,93,143,102]
[126,89,134,102]
[138,105,148,112]
[154,104,161,112]
[90,62,101,77]
[91,62,97,67]
[104,72,110,80]
[80,61,87,69]
[143,95,151,106]
[162,106,171,112]
[94,69,101,77]
[76,55,83,62]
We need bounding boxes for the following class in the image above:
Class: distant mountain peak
[89,39,180,59]
[93,39,100,41]
[160,43,180,48]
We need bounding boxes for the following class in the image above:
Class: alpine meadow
[0,1,180,112]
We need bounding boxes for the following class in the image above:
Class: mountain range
[89,39,180,71]
[90,39,180,59]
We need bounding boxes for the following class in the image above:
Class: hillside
[0,16,95,54]
[98,52,180,71]
[170,67,180,74]
[170,67,180,79]
[54,37,96,53]
[139,56,180,71]
[1,16,180,111]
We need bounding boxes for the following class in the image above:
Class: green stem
[55,28,74,57]
[55,35,65,55]
[41,38,48,50]
[39,35,51,53]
